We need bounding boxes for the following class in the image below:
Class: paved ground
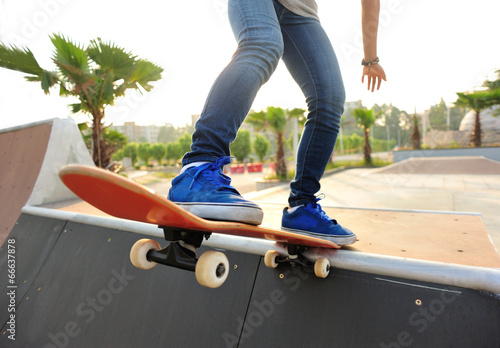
[245,168,500,254]
[133,155,500,254]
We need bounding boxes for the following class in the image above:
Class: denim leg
[278,10,346,207]
[182,0,284,166]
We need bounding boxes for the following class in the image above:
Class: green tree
[151,143,166,167]
[81,124,127,157]
[177,133,192,157]
[344,133,363,152]
[247,106,289,178]
[372,104,411,145]
[455,89,500,147]
[166,142,182,164]
[0,34,163,168]
[137,143,152,166]
[253,134,271,162]
[230,129,252,162]
[352,107,378,164]
[124,142,138,166]
[428,98,447,129]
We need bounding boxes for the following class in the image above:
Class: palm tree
[411,113,421,150]
[352,107,377,164]
[0,34,163,167]
[454,89,500,147]
[247,106,294,178]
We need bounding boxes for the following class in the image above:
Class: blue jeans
[183,0,345,207]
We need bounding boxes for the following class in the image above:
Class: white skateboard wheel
[314,257,330,278]
[264,250,280,268]
[195,250,229,288]
[130,239,161,270]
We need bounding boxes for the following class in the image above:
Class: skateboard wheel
[195,250,229,288]
[130,239,161,270]
[314,258,330,278]
[264,250,280,268]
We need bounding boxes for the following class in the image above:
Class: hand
[362,63,386,92]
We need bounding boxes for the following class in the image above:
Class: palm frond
[352,108,375,129]
[70,103,82,114]
[0,42,43,76]
[87,38,137,80]
[266,106,287,132]
[455,91,497,112]
[96,73,116,106]
[246,111,267,131]
[129,59,163,91]
[40,70,60,94]
[54,60,95,94]
[0,42,62,94]
[51,34,90,74]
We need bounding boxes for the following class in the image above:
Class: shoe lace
[306,195,338,225]
[189,156,239,193]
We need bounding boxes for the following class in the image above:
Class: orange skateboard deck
[59,165,338,287]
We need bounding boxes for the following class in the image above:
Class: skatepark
[1,118,499,347]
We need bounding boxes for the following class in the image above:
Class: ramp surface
[0,122,52,241]
[0,118,93,245]
[373,156,500,175]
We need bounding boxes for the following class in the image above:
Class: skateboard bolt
[415,299,422,306]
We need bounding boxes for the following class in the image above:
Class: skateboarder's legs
[182,0,283,165]
[169,0,355,243]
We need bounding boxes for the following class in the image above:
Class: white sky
[0,0,499,129]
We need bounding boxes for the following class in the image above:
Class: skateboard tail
[59,165,212,232]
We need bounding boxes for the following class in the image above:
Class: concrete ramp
[0,119,93,242]
[374,156,500,175]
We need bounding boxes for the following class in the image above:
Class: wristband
[361,57,379,72]
[361,57,379,66]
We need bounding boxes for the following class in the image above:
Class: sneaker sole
[177,202,264,225]
[281,227,357,245]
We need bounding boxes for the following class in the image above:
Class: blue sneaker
[168,157,263,225]
[282,198,356,245]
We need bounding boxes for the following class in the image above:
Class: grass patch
[326,158,392,170]
[154,172,177,179]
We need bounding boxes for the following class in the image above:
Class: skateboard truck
[143,227,210,272]
[130,227,229,289]
[264,244,331,278]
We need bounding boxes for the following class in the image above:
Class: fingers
[364,75,377,92]
[363,74,384,92]
[361,64,386,92]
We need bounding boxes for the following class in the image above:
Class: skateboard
[59,165,340,288]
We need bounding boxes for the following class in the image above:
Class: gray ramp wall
[1,214,499,347]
